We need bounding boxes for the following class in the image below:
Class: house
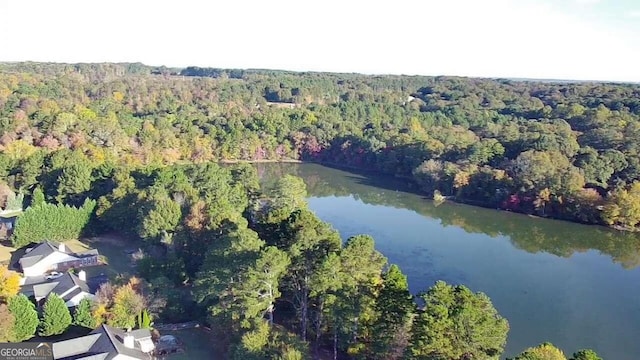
[20,270,94,308]
[53,324,155,360]
[19,241,99,277]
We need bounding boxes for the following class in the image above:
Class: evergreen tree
[39,293,72,336]
[508,342,567,360]
[73,298,96,329]
[406,281,509,360]
[241,246,290,325]
[280,209,341,340]
[336,234,387,358]
[138,196,182,240]
[56,162,93,202]
[8,294,39,341]
[571,349,602,360]
[371,264,415,359]
[31,186,46,207]
[11,198,96,247]
[195,223,264,331]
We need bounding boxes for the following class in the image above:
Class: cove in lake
[257,163,640,359]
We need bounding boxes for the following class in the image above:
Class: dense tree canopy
[0,63,619,357]
[406,281,509,360]
[1,62,639,228]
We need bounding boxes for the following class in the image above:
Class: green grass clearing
[77,235,141,279]
[0,243,13,264]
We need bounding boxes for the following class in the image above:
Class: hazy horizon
[1,0,639,82]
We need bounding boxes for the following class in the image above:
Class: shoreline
[218,159,302,164]
[227,159,635,233]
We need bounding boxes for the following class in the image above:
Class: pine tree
[73,298,96,329]
[406,281,509,360]
[241,246,290,326]
[335,234,387,358]
[8,294,39,341]
[194,224,264,332]
[31,187,46,207]
[371,264,415,359]
[39,293,72,336]
[11,198,96,247]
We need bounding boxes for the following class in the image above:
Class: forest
[0,62,639,228]
[0,62,630,358]
[0,160,600,360]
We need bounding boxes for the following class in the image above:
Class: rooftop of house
[19,241,99,268]
[53,324,154,360]
[21,271,91,302]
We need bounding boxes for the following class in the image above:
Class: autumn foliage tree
[602,181,640,229]
[0,266,21,302]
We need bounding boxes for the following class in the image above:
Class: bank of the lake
[256,163,640,359]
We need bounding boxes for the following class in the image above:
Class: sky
[0,0,639,82]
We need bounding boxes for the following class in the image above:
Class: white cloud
[573,0,601,4]
[626,10,640,18]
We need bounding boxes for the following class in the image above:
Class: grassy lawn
[0,242,12,264]
[73,235,141,279]
[160,328,223,360]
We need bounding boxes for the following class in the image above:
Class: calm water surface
[258,163,640,359]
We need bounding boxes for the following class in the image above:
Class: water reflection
[257,163,640,269]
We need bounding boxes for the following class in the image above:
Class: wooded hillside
[1,62,639,228]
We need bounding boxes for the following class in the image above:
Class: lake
[257,163,640,359]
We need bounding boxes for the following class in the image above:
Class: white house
[19,241,99,277]
[20,270,94,308]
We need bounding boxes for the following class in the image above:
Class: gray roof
[53,325,153,360]
[21,272,91,302]
[18,241,99,269]
[19,241,63,268]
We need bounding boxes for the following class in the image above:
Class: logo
[0,343,53,360]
